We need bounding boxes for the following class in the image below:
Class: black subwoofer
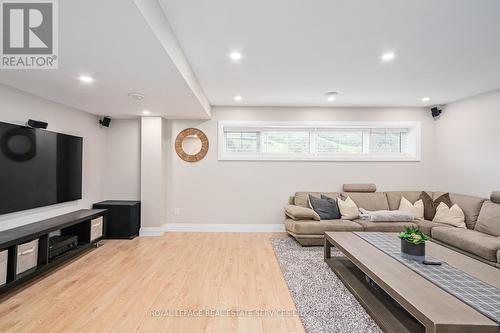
[92,200,140,239]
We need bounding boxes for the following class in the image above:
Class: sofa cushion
[355,219,417,232]
[294,192,340,208]
[386,191,426,210]
[341,192,389,211]
[420,192,452,221]
[285,218,363,235]
[308,195,340,220]
[491,191,500,204]
[414,219,449,235]
[398,197,424,220]
[284,205,320,221]
[433,192,486,228]
[338,196,359,220]
[432,227,500,262]
[475,201,500,237]
[432,202,466,229]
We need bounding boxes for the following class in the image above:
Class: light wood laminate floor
[0,233,304,333]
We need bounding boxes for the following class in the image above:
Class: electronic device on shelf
[49,235,78,260]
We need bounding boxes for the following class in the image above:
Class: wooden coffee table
[324,232,500,333]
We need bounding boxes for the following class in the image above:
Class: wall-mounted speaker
[27,119,48,129]
[99,117,111,127]
[431,106,442,119]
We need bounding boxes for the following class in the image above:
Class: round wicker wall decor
[175,128,209,162]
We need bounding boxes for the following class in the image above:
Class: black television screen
[0,121,83,215]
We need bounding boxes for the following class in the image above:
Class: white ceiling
[160,0,500,107]
[0,0,211,119]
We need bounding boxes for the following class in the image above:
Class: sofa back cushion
[434,192,486,229]
[341,192,389,211]
[475,201,500,237]
[385,191,427,210]
[294,192,340,208]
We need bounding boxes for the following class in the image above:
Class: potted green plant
[399,227,430,259]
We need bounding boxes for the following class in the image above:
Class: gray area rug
[271,237,382,333]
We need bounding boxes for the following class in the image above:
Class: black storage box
[92,201,140,239]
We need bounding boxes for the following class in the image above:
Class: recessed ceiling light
[325,91,338,102]
[421,96,431,102]
[79,75,94,83]
[128,92,145,101]
[229,52,242,61]
[142,110,151,115]
[234,95,242,101]
[381,52,396,62]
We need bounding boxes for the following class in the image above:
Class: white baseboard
[164,223,286,232]
[139,226,166,237]
[140,223,285,236]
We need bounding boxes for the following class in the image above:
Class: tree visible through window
[317,131,363,154]
[370,130,406,154]
[224,131,259,153]
[262,131,310,154]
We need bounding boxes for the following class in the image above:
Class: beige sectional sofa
[285,189,500,268]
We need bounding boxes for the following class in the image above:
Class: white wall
[3,82,497,231]
[140,117,167,232]
[435,89,500,197]
[165,106,437,225]
[0,84,107,231]
[103,119,141,200]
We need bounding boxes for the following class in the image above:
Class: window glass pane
[369,130,404,154]
[262,131,310,154]
[221,124,415,160]
[317,131,363,154]
[224,131,259,153]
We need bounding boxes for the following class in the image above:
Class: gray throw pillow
[308,195,341,220]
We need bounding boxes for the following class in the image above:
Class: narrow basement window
[218,121,421,161]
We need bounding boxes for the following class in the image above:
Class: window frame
[218,121,421,162]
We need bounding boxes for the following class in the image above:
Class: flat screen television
[0,121,83,215]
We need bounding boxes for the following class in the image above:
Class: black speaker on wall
[99,117,111,127]
[431,106,442,119]
[27,119,48,129]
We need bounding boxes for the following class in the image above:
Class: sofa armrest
[285,205,320,221]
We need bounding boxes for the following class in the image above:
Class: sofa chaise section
[432,227,500,265]
[285,218,363,246]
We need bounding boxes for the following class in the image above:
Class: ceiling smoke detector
[128,92,145,101]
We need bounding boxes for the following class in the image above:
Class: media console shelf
[0,209,107,295]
